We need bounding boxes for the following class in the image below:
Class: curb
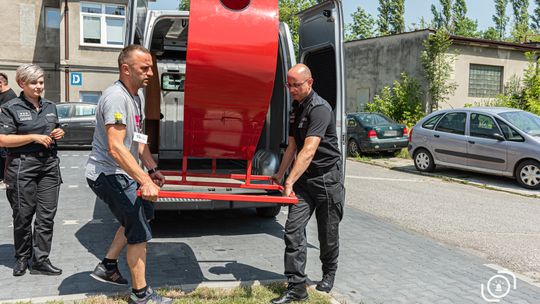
[0,279,342,304]
[353,158,540,199]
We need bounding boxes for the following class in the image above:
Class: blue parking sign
[70,72,82,86]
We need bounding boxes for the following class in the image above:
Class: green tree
[532,0,540,32]
[377,0,392,35]
[346,6,375,41]
[451,0,479,37]
[483,26,501,40]
[179,0,190,10]
[522,52,540,113]
[493,0,509,40]
[390,0,406,34]
[421,30,458,112]
[366,73,424,127]
[431,0,453,30]
[511,0,530,42]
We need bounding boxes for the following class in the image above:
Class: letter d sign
[70,72,82,86]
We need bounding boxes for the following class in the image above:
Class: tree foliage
[483,26,501,40]
[511,0,530,42]
[390,0,406,34]
[346,6,375,41]
[431,0,452,29]
[377,0,391,35]
[365,73,425,127]
[431,0,479,37]
[421,30,458,112]
[531,0,540,32]
[493,0,509,40]
[178,0,190,10]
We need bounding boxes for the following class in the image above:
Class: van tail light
[408,128,413,142]
[368,130,378,139]
[403,127,409,137]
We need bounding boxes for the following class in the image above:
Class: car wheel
[348,139,360,157]
[413,149,435,172]
[516,160,540,189]
[256,206,281,218]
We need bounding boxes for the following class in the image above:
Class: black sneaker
[90,262,128,286]
[128,287,172,304]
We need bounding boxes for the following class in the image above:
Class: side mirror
[493,133,505,141]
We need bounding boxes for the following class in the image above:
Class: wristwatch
[147,167,158,175]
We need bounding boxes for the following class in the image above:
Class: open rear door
[126,0,150,44]
[297,0,346,166]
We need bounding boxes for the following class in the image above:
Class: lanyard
[117,80,142,119]
[117,80,143,131]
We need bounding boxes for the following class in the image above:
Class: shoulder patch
[17,110,32,121]
[114,112,123,124]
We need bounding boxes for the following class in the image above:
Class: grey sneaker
[128,287,172,304]
[90,262,128,286]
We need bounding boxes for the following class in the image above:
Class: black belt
[304,162,341,177]
[8,151,54,158]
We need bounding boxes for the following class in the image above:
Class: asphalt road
[345,160,540,282]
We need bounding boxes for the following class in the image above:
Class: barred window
[468,64,503,98]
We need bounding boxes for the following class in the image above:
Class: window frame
[73,104,97,117]
[469,113,503,140]
[422,113,444,130]
[56,104,72,119]
[468,64,504,98]
[434,112,467,135]
[45,7,61,29]
[79,91,102,104]
[80,2,126,48]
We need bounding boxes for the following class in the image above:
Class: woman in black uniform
[0,64,64,276]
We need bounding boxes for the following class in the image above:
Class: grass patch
[394,148,411,159]
[78,283,333,304]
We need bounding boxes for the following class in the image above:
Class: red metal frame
[149,156,298,204]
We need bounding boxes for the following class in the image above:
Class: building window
[80,2,126,47]
[468,64,503,98]
[45,7,61,29]
[80,91,101,104]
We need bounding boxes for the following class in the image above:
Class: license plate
[385,130,398,137]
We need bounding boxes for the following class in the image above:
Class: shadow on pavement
[66,198,285,296]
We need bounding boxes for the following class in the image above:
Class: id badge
[133,132,148,144]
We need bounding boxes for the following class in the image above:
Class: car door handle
[61,123,68,127]
[468,140,475,144]
[434,134,440,138]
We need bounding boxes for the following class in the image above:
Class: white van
[129,0,345,218]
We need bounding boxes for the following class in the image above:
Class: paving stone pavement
[0,152,539,303]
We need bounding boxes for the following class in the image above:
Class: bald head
[289,64,312,79]
[286,64,313,102]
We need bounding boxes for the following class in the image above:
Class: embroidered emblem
[114,112,123,124]
[17,110,32,121]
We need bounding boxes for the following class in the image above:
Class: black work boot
[316,273,335,293]
[13,257,29,276]
[271,283,308,304]
[30,259,62,275]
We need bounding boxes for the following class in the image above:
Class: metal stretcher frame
[146,0,297,204]
[151,157,298,204]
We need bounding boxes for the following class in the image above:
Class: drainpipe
[64,0,70,101]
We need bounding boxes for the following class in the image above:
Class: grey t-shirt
[85,81,144,181]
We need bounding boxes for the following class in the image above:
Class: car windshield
[499,111,540,136]
[357,113,393,125]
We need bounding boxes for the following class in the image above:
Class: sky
[149,0,539,32]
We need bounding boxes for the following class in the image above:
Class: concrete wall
[345,30,538,113]
[0,0,61,101]
[447,44,531,108]
[344,30,430,113]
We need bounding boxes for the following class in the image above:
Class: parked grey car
[408,107,540,189]
[56,102,96,147]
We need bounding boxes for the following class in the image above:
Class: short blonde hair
[16,64,44,85]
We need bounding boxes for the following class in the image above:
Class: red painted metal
[183,0,279,160]
[153,191,298,204]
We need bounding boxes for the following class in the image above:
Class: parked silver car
[408,107,540,189]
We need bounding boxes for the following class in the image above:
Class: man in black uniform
[271,64,344,304]
[0,72,18,188]
[0,64,64,276]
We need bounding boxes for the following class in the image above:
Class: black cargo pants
[4,155,61,263]
[284,166,345,285]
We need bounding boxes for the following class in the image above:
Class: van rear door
[297,0,346,165]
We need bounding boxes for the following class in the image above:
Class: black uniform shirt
[0,88,17,105]
[0,93,59,154]
[289,90,341,172]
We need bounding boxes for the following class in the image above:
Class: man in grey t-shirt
[85,45,171,304]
